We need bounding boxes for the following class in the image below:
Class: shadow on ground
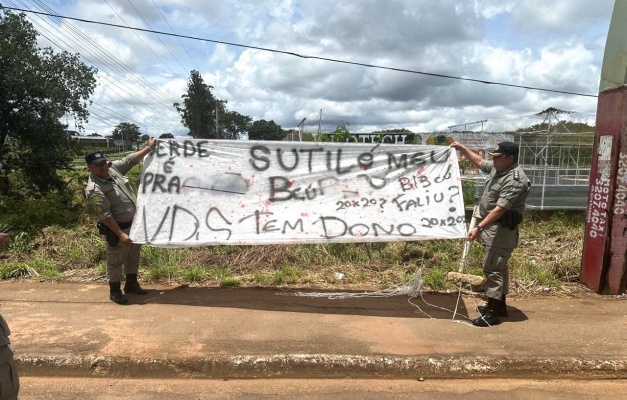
[125,286,528,323]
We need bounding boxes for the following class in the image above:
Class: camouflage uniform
[477,159,530,300]
[0,314,18,400]
[85,154,141,283]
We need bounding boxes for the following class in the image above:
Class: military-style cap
[85,150,107,165]
[489,142,519,156]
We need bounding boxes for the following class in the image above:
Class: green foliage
[209,267,232,281]
[0,191,81,233]
[7,231,33,253]
[141,246,190,267]
[174,70,251,140]
[252,271,271,285]
[181,266,207,283]
[0,262,35,279]
[219,277,241,287]
[0,10,97,193]
[316,122,353,143]
[145,265,180,283]
[270,265,301,285]
[175,70,223,139]
[248,119,285,141]
[111,122,141,144]
[422,268,448,290]
[220,110,252,140]
[0,257,61,281]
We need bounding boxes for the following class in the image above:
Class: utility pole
[318,109,322,134]
[297,118,306,142]
[216,100,220,139]
[581,0,627,294]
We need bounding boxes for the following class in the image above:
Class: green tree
[111,122,141,144]
[174,70,223,139]
[0,10,97,193]
[220,111,251,140]
[248,119,285,141]
[316,122,352,142]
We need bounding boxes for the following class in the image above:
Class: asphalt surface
[1,281,626,379]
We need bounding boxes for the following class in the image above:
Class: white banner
[130,140,467,247]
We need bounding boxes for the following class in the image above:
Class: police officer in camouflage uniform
[450,141,530,327]
[85,137,156,304]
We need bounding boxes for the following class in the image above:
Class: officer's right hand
[119,231,133,246]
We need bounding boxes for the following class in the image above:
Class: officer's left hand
[147,137,156,149]
[119,231,133,246]
[467,228,480,241]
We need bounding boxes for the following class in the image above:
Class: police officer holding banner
[450,141,530,327]
[85,137,156,304]
[0,234,19,400]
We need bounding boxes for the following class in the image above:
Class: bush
[0,191,81,233]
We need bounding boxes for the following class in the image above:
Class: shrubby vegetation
[0,9,588,295]
[0,160,585,296]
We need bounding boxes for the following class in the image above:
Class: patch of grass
[142,246,190,267]
[181,266,207,283]
[0,210,588,295]
[219,277,241,287]
[96,261,107,278]
[512,259,560,289]
[0,257,62,281]
[208,267,232,281]
[252,271,271,286]
[422,267,448,291]
[0,262,35,279]
[144,265,180,283]
[271,265,301,285]
[9,232,33,253]
[29,257,62,281]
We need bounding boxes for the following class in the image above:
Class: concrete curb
[16,354,627,379]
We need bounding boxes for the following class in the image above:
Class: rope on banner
[283,207,484,328]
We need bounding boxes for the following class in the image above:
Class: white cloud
[9,0,612,136]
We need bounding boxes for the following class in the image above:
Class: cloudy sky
[2,0,615,136]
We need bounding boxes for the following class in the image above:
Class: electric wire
[1,5,600,99]
[103,0,182,79]
[21,0,181,111]
[8,1,172,132]
[7,0,181,134]
[151,0,201,71]
[126,0,189,75]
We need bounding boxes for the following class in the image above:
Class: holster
[96,221,132,247]
[498,211,523,230]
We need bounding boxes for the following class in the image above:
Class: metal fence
[468,132,593,210]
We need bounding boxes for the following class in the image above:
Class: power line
[151,0,200,71]
[16,0,181,109]
[8,0,179,128]
[102,0,182,79]
[126,0,189,75]
[2,5,599,99]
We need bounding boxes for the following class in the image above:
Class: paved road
[17,377,627,399]
[2,281,627,380]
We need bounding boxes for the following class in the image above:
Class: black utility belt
[497,211,523,230]
[117,222,132,230]
[96,221,132,246]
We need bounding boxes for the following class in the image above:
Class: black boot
[124,273,147,295]
[472,297,501,327]
[109,281,128,304]
[476,294,508,317]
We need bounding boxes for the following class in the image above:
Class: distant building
[72,136,112,147]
